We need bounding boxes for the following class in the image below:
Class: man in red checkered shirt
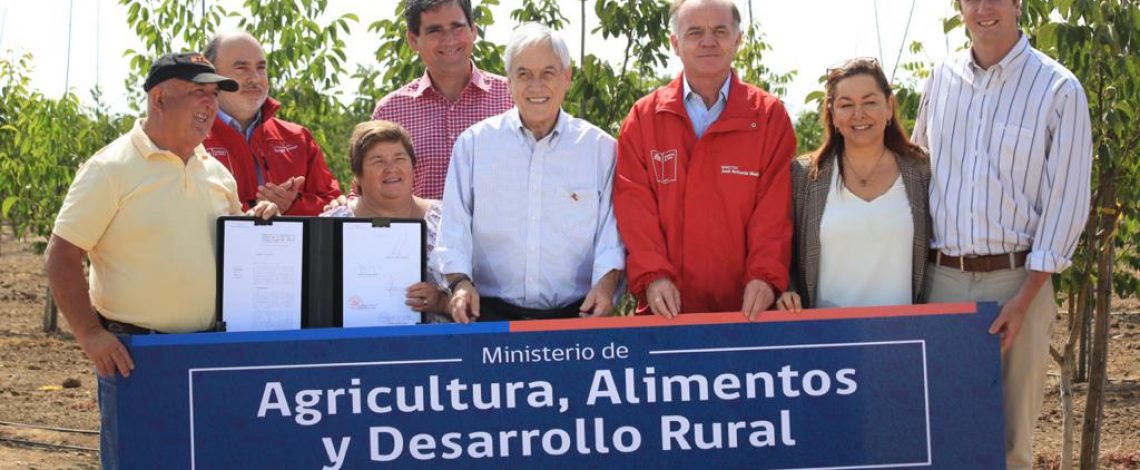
[372,0,513,200]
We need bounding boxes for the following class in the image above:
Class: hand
[742,279,775,321]
[990,294,1031,353]
[245,200,279,220]
[257,176,305,214]
[775,291,802,312]
[406,282,446,313]
[75,325,134,378]
[580,271,621,318]
[646,277,681,320]
[448,280,480,324]
[323,194,349,212]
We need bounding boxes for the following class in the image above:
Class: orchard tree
[1018,1,1140,468]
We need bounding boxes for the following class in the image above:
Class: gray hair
[503,22,570,73]
[668,0,742,34]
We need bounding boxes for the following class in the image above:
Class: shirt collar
[131,118,210,163]
[968,32,1031,81]
[682,73,732,108]
[412,61,490,98]
[509,107,567,145]
[217,108,262,136]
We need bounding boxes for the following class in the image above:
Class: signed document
[220,219,304,332]
[340,221,423,327]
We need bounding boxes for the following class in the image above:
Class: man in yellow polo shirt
[43,52,278,380]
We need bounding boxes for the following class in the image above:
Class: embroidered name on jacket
[651,149,677,184]
[272,144,299,154]
[720,165,759,177]
[206,147,230,160]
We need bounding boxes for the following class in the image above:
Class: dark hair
[405,0,474,36]
[203,36,222,64]
[669,0,742,33]
[348,121,416,195]
[808,57,926,180]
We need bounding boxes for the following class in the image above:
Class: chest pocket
[547,185,600,248]
[704,118,764,211]
[992,123,1035,180]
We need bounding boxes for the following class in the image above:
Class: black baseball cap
[143,52,239,92]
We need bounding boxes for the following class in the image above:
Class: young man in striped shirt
[912,1,1093,468]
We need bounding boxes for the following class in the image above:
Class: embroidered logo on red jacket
[206,147,230,160]
[651,149,677,184]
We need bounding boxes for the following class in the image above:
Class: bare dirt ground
[0,227,1137,469]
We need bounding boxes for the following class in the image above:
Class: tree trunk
[1078,285,1091,382]
[1079,198,1117,468]
[42,286,58,333]
[1060,346,1075,470]
[578,0,586,116]
[579,0,585,66]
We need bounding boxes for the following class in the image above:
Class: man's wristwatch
[448,274,474,294]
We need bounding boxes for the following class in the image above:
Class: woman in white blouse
[777,58,930,311]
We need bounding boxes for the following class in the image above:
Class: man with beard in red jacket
[614,0,794,320]
[202,31,341,215]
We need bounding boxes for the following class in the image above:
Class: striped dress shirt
[912,34,1093,273]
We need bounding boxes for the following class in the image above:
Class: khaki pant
[926,264,1056,470]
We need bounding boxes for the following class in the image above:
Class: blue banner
[102,302,1004,469]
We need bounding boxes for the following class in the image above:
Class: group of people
[44,0,1092,468]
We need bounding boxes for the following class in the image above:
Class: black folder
[215,216,427,331]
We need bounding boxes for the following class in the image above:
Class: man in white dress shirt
[912,1,1092,468]
[433,23,624,322]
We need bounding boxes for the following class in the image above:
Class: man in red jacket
[202,31,341,215]
[614,0,794,319]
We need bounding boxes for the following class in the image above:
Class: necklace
[356,196,421,219]
[843,147,889,187]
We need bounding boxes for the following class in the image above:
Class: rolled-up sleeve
[1029,80,1092,273]
[591,135,625,285]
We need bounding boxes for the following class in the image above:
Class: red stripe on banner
[507,302,978,333]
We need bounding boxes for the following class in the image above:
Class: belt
[931,250,1027,272]
[478,297,586,322]
[98,313,160,335]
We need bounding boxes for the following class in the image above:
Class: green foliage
[0,53,131,245]
[793,108,822,156]
[121,0,229,112]
[734,23,796,98]
[119,0,366,187]
[510,0,569,28]
[1018,0,1140,300]
[567,0,672,133]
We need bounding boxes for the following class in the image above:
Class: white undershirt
[816,167,913,308]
